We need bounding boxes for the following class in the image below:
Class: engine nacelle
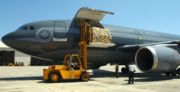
[135,46,180,72]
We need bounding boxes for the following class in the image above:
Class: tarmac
[0,65,179,92]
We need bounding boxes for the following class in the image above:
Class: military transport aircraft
[2,7,180,75]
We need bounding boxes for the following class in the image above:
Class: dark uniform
[115,65,119,78]
[128,65,135,84]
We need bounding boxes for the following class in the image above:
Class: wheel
[80,72,89,82]
[121,67,129,73]
[165,72,170,76]
[121,67,126,73]
[49,72,60,82]
[176,68,180,75]
[171,71,177,76]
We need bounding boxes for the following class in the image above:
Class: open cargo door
[75,7,114,23]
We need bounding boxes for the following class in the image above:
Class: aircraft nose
[2,32,15,47]
[2,33,10,43]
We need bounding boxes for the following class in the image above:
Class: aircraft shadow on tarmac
[0,76,42,81]
[0,69,179,82]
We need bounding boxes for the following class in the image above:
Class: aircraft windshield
[20,25,35,30]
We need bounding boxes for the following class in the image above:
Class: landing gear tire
[165,71,177,76]
[165,72,171,76]
[80,72,89,82]
[121,67,129,73]
[176,68,180,76]
[171,72,177,76]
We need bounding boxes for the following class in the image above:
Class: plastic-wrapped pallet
[89,27,114,48]
[91,27,112,43]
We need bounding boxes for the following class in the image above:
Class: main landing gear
[165,68,180,76]
[121,65,129,74]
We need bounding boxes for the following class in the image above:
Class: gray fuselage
[2,20,180,68]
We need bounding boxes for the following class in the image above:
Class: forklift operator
[67,56,75,70]
[67,56,80,70]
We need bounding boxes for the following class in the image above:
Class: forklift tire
[49,72,60,82]
[80,72,89,82]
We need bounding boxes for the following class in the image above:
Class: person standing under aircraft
[128,64,135,84]
[115,65,119,78]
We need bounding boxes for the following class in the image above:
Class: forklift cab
[64,54,82,70]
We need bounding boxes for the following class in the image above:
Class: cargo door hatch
[75,7,114,22]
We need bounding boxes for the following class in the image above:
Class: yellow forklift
[43,22,91,82]
[43,54,89,82]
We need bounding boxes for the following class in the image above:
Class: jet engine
[135,46,180,73]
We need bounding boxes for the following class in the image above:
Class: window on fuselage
[21,25,35,30]
[29,26,35,30]
[22,26,28,30]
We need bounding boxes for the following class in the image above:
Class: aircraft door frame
[53,21,67,39]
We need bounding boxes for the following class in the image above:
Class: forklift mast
[79,22,92,70]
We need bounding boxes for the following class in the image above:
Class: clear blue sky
[0,0,180,38]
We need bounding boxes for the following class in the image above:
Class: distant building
[0,42,55,66]
[0,42,31,66]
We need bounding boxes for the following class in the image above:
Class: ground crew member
[128,64,135,84]
[115,65,119,78]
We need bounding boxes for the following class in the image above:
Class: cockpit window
[22,26,28,30]
[21,25,35,30]
[29,26,35,30]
